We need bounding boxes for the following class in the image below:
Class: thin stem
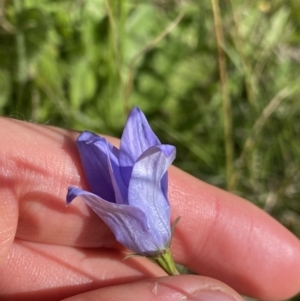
[151,248,179,275]
[104,0,125,114]
[211,0,234,190]
[13,0,27,102]
[229,0,256,106]
[105,0,122,73]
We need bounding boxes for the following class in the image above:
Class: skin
[0,117,299,301]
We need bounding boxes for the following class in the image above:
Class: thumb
[62,275,245,301]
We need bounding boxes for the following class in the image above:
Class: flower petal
[76,131,115,202]
[77,131,127,203]
[128,144,176,248]
[119,107,161,185]
[67,187,163,255]
[104,142,128,204]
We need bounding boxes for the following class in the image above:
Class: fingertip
[268,240,300,300]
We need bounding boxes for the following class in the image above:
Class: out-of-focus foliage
[1,1,300,295]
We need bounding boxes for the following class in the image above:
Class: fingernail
[188,289,241,301]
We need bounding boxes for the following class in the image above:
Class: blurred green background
[1,0,300,298]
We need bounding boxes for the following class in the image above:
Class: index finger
[0,117,299,300]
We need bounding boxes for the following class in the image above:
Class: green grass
[1,0,300,299]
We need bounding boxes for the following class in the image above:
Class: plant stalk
[13,0,27,103]
[211,0,234,191]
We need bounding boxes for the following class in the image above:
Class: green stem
[13,0,27,102]
[151,248,179,275]
[229,0,256,107]
[211,0,234,191]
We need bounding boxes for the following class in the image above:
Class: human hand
[0,117,299,301]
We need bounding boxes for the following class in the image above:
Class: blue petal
[77,131,127,204]
[128,144,176,248]
[67,186,80,205]
[67,187,166,254]
[119,107,161,186]
[104,141,128,204]
[76,131,115,202]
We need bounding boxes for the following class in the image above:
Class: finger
[62,275,244,301]
[0,118,118,248]
[168,166,300,300]
[0,137,18,266]
[0,239,165,301]
[1,117,300,300]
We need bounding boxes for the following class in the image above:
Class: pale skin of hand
[0,117,299,301]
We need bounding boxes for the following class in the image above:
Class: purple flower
[67,107,176,256]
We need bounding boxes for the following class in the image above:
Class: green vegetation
[1,0,300,297]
